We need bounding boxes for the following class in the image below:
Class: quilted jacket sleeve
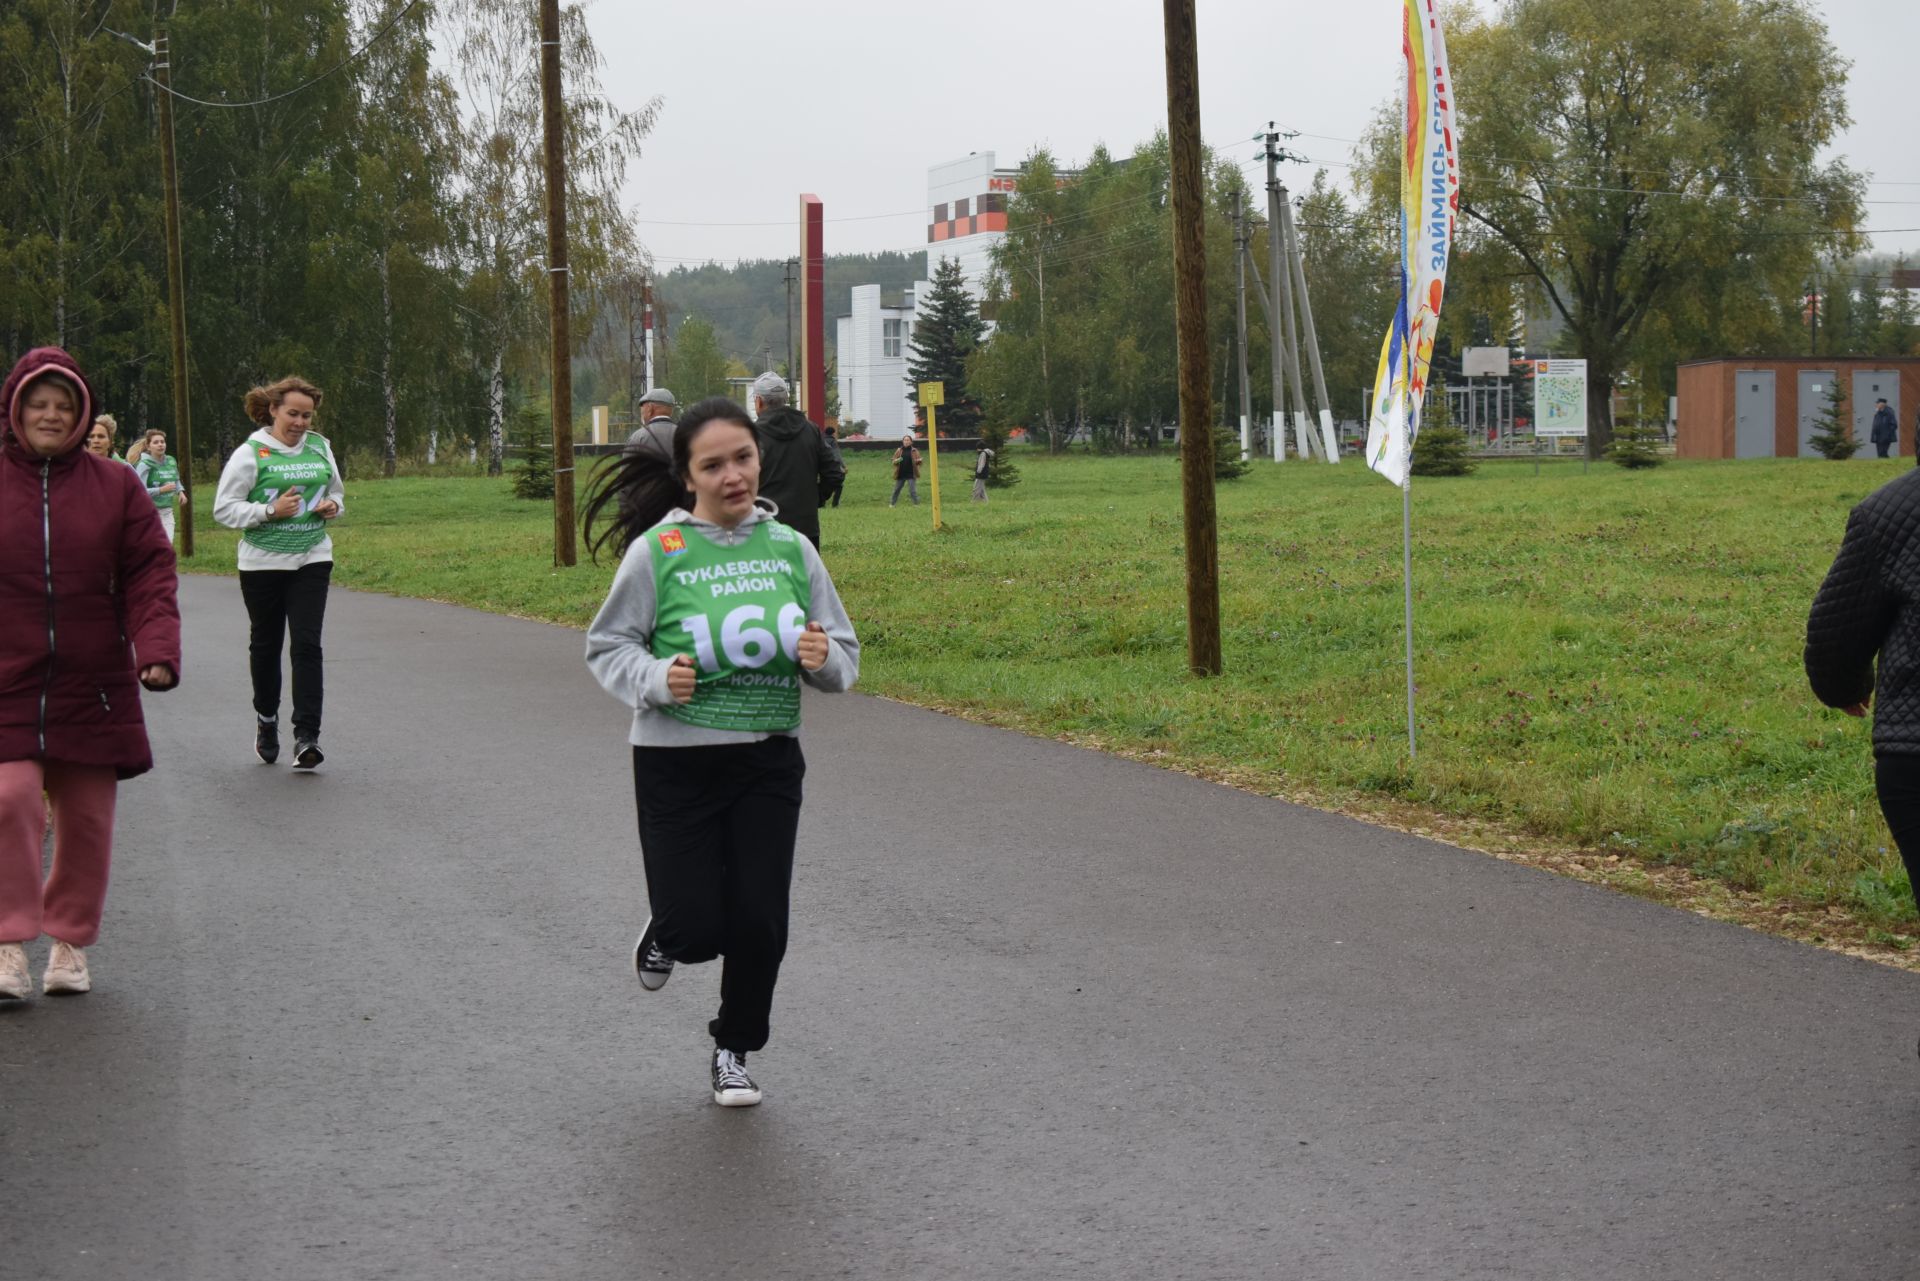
[1805,506,1891,709]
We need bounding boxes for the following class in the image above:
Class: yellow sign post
[918,381,945,530]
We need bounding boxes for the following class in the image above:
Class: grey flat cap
[638,387,677,409]
[749,370,789,403]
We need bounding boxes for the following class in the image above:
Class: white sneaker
[42,940,90,995]
[711,1048,763,1107]
[0,943,28,1000]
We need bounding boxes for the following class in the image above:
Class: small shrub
[1213,424,1251,481]
[1607,420,1668,469]
[979,418,1021,489]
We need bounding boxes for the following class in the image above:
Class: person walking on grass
[1808,464,1920,1058]
[135,429,186,541]
[972,445,994,503]
[890,431,922,507]
[821,424,845,508]
[0,348,180,1001]
[213,376,344,770]
[583,396,860,1107]
[749,371,844,550]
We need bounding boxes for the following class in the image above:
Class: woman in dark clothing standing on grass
[584,396,860,1107]
[0,348,180,1000]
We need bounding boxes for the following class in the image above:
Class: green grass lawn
[182,447,1913,926]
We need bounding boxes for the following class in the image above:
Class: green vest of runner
[138,455,179,509]
[648,519,812,732]
[244,435,334,555]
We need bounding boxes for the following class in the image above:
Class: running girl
[212,377,343,769]
[135,429,186,541]
[584,396,860,1107]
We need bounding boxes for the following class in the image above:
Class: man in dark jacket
[1872,398,1898,459]
[748,371,843,548]
[1807,468,1920,968]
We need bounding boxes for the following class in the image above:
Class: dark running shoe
[633,917,674,991]
[711,1048,762,1107]
[293,736,324,770]
[255,718,280,764]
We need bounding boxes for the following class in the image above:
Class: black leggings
[238,561,332,738]
[632,736,805,1053]
[1873,755,1920,907]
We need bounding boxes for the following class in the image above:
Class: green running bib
[244,436,334,555]
[649,519,812,732]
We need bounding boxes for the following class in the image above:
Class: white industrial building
[836,152,1035,439]
[835,282,922,439]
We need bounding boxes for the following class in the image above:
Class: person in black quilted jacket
[1806,470,1920,941]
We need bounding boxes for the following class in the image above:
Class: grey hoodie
[585,500,860,747]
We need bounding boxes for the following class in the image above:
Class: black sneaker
[255,718,279,764]
[633,917,674,991]
[711,1048,762,1107]
[292,736,324,770]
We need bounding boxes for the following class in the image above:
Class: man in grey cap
[625,387,677,457]
[748,370,843,549]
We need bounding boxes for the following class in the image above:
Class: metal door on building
[1798,370,1837,457]
[1735,370,1774,458]
[1854,370,1902,456]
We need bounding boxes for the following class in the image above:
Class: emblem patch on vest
[658,528,687,556]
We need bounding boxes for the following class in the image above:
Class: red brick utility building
[1676,357,1920,459]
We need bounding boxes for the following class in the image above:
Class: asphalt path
[4,575,1920,1279]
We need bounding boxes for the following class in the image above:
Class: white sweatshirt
[212,428,346,571]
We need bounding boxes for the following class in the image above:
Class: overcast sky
[568,0,1918,271]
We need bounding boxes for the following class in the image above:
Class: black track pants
[1874,754,1920,910]
[631,736,805,1053]
[238,561,332,738]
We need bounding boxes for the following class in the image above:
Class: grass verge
[180,448,1918,965]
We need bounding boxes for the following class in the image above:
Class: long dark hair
[584,396,759,562]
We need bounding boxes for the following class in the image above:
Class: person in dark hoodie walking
[0,348,181,1001]
[213,376,345,770]
[1807,465,1920,1059]
[749,371,843,549]
[582,396,860,1107]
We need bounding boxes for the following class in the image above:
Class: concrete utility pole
[1234,188,1252,462]
[538,0,576,567]
[642,274,654,391]
[1263,128,1288,460]
[1280,191,1334,458]
[1270,172,1313,460]
[1163,0,1221,677]
[153,29,194,556]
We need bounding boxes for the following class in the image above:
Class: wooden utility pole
[1234,188,1252,461]
[154,30,194,557]
[1162,0,1221,676]
[539,0,576,567]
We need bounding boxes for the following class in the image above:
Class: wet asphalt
[3,575,1919,1280]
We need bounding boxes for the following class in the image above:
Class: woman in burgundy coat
[0,347,180,1000]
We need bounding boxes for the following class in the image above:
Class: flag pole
[1402,463,1416,760]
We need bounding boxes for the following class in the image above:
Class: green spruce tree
[1410,387,1476,477]
[1606,419,1668,468]
[906,257,986,436]
[1807,376,1859,459]
[511,404,555,498]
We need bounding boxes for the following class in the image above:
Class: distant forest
[659,251,931,375]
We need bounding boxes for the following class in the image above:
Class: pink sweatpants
[0,759,118,946]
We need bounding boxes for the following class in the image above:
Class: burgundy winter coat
[0,347,180,778]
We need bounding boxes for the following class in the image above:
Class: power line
[141,0,425,110]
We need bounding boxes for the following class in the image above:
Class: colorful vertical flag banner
[1366,0,1461,488]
